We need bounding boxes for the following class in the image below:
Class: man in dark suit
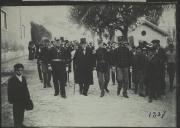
[95,39,111,97]
[152,40,167,97]
[73,38,94,96]
[48,38,71,98]
[8,63,31,128]
[39,37,52,88]
[113,36,132,98]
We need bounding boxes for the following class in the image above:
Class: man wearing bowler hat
[73,38,94,96]
[151,39,167,97]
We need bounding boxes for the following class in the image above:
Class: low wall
[1,50,28,63]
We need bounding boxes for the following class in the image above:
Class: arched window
[141,30,146,36]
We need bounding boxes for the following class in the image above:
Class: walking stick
[67,70,71,87]
[73,82,75,95]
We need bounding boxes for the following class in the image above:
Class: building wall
[128,24,167,48]
[1,7,31,62]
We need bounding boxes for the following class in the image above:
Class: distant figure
[152,40,167,97]
[132,46,147,97]
[146,47,159,103]
[39,38,52,88]
[8,63,31,128]
[28,41,36,60]
[36,43,43,82]
[166,44,176,92]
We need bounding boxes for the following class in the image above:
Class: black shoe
[79,91,83,95]
[61,95,66,98]
[83,91,88,96]
[54,93,59,96]
[117,88,121,96]
[149,98,152,103]
[153,96,157,100]
[117,91,120,96]
[170,88,173,92]
[134,90,137,94]
[123,93,129,98]
[22,124,28,128]
[47,84,52,87]
[105,88,110,93]
[139,93,145,97]
[100,91,105,97]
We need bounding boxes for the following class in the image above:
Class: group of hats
[80,38,86,44]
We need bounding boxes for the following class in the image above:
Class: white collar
[16,75,23,82]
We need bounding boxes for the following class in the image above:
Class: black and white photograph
[1,3,177,127]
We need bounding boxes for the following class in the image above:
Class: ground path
[1,56,176,127]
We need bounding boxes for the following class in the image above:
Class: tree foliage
[31,21,52,45]
[70,4,164,40]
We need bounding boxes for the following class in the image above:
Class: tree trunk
[122,26,128,41]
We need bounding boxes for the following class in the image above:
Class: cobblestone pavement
[1,56,176,127]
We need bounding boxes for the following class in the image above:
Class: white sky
[21,6,87,41]
[5,5,176,43]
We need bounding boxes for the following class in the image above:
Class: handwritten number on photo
[148,111,166,119]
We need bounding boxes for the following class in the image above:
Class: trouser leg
[79,83,84,94]
[169,72,175,90]
[128,68,131,89]
[13,103,25,128]
[111,70,115,85]
[42,63,49,88]
[116,68,123,95]
[122,68,129,95]
[97,72,104,90]
[47,71,52,87]
[52,71,59,94]
[148,83,153,102]
[104,70,110,90]
[83,83,90,96]
[168,63,176,91]
[139,71,145,95]
[42,72,48,87]
[37,63,43,81]
[97,72,105,97]
[60,81,66,98]
[159,68,166,96]
[64,72,67,86]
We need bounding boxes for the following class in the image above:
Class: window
[1,10,7,29]
[21,25,25,38]
[141,30,146,36]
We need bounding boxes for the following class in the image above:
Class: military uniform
[39,45,51,88]
[49,45,71,98]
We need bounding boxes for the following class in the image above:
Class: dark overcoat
[73,47,94,85]
[8,75,30,105]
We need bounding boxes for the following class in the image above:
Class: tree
[31,22,52,45]
[70,4,164,41]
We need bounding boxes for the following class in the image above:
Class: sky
[9,5,176,43]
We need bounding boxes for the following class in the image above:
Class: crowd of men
[30,36,176,103]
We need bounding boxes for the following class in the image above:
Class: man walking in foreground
[113,36,132,98]
[73,38,94,96]
[95,39,111,97]
[8,63,31,128]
